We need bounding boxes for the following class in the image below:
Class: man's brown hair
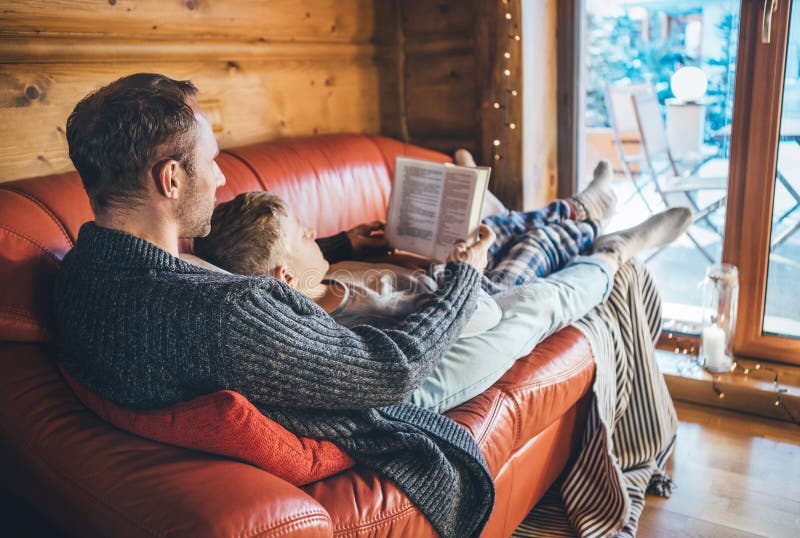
[194,191,287,275]
[66,73,198,212]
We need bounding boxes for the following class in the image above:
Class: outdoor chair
[630,89,728,263]
[772,140,800,249]
[605,83,654,211]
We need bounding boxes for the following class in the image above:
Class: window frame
[724,0,800,365]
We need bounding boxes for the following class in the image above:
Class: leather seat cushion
[59,365,356,486]
[52,326,593,499]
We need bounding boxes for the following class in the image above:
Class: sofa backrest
[0,134,451,343]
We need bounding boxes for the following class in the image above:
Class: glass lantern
[699,264,739,373]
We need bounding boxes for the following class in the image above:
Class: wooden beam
[475,0,523,210]
[405,37,473,57]
[556,0,580,199]
[0,36,382,64]
[395,0,410,142]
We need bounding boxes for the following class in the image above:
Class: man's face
[176,106,226,238]
[279,209,329,290]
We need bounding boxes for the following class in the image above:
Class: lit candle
[702,325,729,372]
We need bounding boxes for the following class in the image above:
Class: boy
[193,159,691,411]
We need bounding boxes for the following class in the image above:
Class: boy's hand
[347,220,392,259]
[447,224,495,274]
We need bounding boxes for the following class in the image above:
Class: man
[193,184,691,412]
[55,73,496,538]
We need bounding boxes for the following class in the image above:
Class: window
[580,0,739,330]
[572,0,800,365]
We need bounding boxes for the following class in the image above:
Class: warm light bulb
[504,52,511,59]
[670,66,708,102]
[511,90,518,96]
[504,69,511,77]
[493,139,501,146]
[509,123,516,129]
[493,102,501,109]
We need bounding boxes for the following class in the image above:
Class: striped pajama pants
[481,200,599,293]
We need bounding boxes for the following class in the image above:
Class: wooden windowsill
[656,350,800,424]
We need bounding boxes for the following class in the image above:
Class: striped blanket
[513,261,678,537]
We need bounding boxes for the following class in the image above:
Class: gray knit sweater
[54,222,495,538]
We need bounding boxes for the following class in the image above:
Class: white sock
[571,160,617,226]
[592,207,693,266]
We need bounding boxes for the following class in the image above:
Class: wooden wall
[0,0,397,182]
[0,0,549,209]
[399,1,478,154]
[393,0,526,208]
[522,0,559,209]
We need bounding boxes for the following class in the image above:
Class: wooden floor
[638,402,800,538]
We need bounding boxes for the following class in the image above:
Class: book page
[385,158,446,257]
[431,168,479,262]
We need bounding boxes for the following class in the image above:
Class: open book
[385,156,491,262]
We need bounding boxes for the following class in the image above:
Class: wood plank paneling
[0,0,387,182]
[0,60,382,181]
[2,0,545,208]
[401,0,479,157]
[0,0,376,42]
[404,51,477,135]
[401,1,474,38]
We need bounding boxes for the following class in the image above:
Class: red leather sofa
[0,134,596,537]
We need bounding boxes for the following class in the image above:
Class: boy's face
[278,209,329,290]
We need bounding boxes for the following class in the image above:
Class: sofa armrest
[0,344,333,538]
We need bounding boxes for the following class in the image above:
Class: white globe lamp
[670,66,708,103]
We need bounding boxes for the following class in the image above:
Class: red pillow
[58,365,355,485]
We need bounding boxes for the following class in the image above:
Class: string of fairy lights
[490,0,519,167]
[665,331,798,425]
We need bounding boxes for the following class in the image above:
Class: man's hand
[447,224,495,273]
[346,220,392,259]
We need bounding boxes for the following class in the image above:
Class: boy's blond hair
[194,191,287,275]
